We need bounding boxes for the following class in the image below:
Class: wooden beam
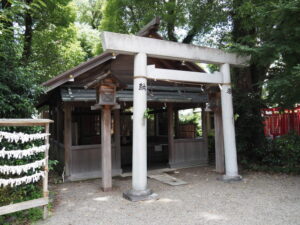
[63,103,72,177]
[0,198,48,216]
[167,103,175,165]
[102,31,250,67]
[147,65,224,84]
[126,85,204,92]
[84,71,111,89]
[0,119,53,126]
[101,105,112,191]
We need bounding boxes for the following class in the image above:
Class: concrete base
[123,189,159,202]
[218,175,242,182]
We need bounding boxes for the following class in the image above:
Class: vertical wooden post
[101,105,112,191]
[63,104,72,177]
[43,123,49,219]
[201,107,208,154]
[174,109,179,138]
[167,103,175,165]
[114,109,121,171]
[56,106,60,142]
[214,93,225,173]
[155,113,159,136]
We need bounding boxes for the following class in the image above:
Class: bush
[239,131,300,173]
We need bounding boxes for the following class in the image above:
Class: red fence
[262,107,300,138]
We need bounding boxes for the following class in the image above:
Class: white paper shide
[0,131,49,187]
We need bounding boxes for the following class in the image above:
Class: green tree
[101,0,226,44]
[74,0,104,29]
[263,0,300,108]
[26,0,87,82]
[0,0,87,114]
[76,23,102,59]
[223,0,300,161]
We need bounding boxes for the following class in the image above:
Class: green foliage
[101,0,226,44]
[233,90,266,156]
[74,0,104,29]
[267,63,300,108]
[179,110,202,136]
[0,207,42,225]
[143,108,152,119]
[241,132,300,174]
[217,0,300,167]
[228,0,300,107]
[0,29,43,118]
[27,0,87,83]
[30,24,87,83]
[76,23,103,59]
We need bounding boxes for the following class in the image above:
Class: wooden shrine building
[39,18,249,200]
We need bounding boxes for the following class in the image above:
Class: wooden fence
[0,119,53,219]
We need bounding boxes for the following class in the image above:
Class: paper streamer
[0,132,49,143]
[0,171,45,187]
[0,158,46,175]
[0,144,49,159]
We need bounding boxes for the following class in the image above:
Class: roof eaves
[43,53,113,92]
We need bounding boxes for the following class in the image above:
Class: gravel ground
[36,167,300,225]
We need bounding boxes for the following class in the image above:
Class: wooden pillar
[101,105,112,191]
[43,123,49,219]
[56,106,60,142]
[63,103,72,177]
[114,109,121,171]
[155,113,159,136]
[174,109,179,138]
[201,107,208,154]
[214,93,225,173]
[167,103,175,165]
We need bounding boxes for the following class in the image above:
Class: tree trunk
[22,0,33,63]
[182,27,197,44]
[165,0,177,42]
[1,0,13,36]
[231,0,267,158]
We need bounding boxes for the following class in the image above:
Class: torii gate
[101,31,250,201]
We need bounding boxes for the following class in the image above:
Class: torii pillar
[220,63,241,181]
[123,52,158,201]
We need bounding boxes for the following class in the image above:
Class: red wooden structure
[262,107,300,138]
